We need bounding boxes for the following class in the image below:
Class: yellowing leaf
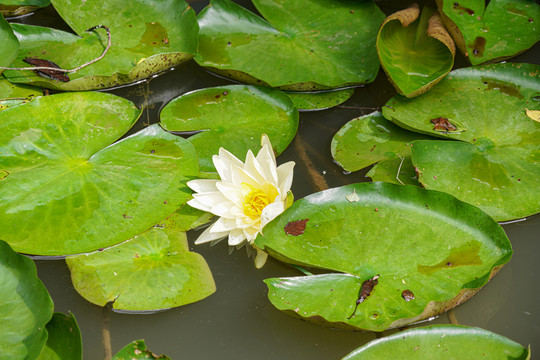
[525,108,540,122]
[345,189,360,203]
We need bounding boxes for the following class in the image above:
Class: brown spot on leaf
[471,36,486,57]
[430,117,458,132]
[284,219,309,236]
[452,2,474,15]
[347,274,379,319]
[402,289,415,301]
[23,58,70,82]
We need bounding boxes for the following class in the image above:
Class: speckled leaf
[286,88,354,111]
[377,5,455,97]
[331,112,432,173]
[342,325,530,359]
[160,85,298,174]
[0,92,199,255]
[366,154,420,186]
[112,340,170,360]
[0,240,54,359]
[0,0,49,17]
[38,313,82,360]
[4,0,197,90]
[437,0,540,65]
[0,14,18,71]
[383,63,540,220]
[195,0,385,90]
[67,227,215,311]
[0,75,41,111]
[256,182,511,331]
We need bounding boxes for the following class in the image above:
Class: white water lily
[187,135,294,268]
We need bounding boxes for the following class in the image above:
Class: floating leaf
[4,0,198,90]
[331,111,432,173]
[526,108,540,122]
[255,182,511,331]
[377,5,455,97]
[160,85,298,174]
[38,313,82,360]
[0,13,18,72]
[437,0,540,65]
[0,92,199,255]
[112,340,170,360]
[0,0,50,17]
[342,325,530,359]
[67,226,215,311]
[286,88,354,111]
[383,62,540,220]
[366,154,420,186]
[0,75,41,111]
[195,0,385,90]
[0,240,54,359]
[23,57,69,82]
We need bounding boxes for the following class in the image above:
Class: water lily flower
[187,135,295,268]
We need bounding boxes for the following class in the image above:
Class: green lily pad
[342,325,530,359]
[0,92,199,255]
[195,0,385,90]
[383,62,540,220]
[286,88,354,111]
[255,182,511,331]
[112,340,170,360]
[1,0,50,17]
[160,204,213,233]
[437,0,540,65]
[38,313,82,360]
[4,0,197,91]
[366,154,420,186]
[160,85,298,174]
[0,75,41,111]
[0,14,18,71]
[377,5,455,97]
[331,112,432,173]
[67,226,215,311]
[0,240,54,359]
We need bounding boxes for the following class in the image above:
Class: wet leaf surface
[286,88,354,111]
[0,13,18,71]
[38,312,82,360]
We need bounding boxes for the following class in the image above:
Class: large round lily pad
[195,0,385,90]
[0,92,199,255]
[342,325,530,359]
[437,0,540,65]
[383,62,540,220]
[377,5,455,97]
[66,227,215,311]
[160,85,298,174]
[255,182,511,331]
[4,0,198,90]
[0,240,53,359]
[38,312,82,360]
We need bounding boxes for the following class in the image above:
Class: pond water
[8,0,540,358]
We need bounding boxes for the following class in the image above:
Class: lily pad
[160,85,298,174]
[342,325,530,359]
[0,14,18,71]
[1,0,50,17]
[195,0,385,90]
[366,154,420,186]
[437,0,540,65]
[0,75,41,111]
[4,0,197,90]
[255,182,511,331]
[383,62,540,220]
[67,226,215,311]
[377,5,455,97]
[0,240,54,359]
[38,313,82,360]
[0,92,199,255]
[286,88,354,111]
[112,340,170,360]
[331,112,432,173]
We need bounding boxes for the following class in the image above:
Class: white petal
[230,163,260,187]
[255,139,278,184]
[213,148,243,182]
[195,225,228,244]
[210,217,238,232]
[243,226,260,244]
[216,182,244,205]
[277,161,295,196]
[228,229,246,246]
[187,198,212,213]
[210,200,238,218]
[187,179,219,193]
[260,201,285,229]
[254,248,268,269]
[244,151,268,185]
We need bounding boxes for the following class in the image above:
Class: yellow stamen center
[242,182,278,220]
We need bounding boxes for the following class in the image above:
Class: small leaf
[345,189,360,203]
[525,108,540,122]
[112,340,170,360]
[38,312,82,360]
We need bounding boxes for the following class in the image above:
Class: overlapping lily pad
[383,62,540,220]
[3,0,197,90]
[112,340,170,360]
[342,325,530,359]
[0,92,199,255]
[437,0,540,65]
[0,240,54,359]
[0,0,50,17]
[377,5,455,97]
[38,313,82,360]
[195,0,385,90]
[0,14,18,71]
[67,226,215,311]
[286,88,354,111]
[0,75,41,111]
[160,85,298,174]
[255,182,511,331]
